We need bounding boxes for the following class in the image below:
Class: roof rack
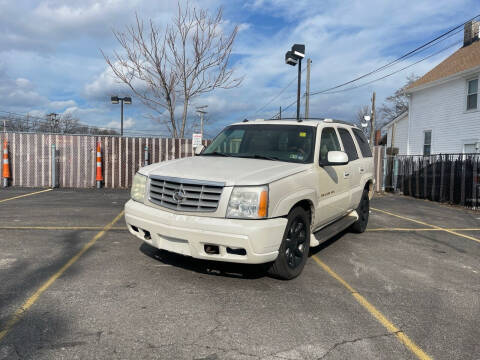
[241,117,356,126]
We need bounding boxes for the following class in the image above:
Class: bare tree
[59,113,81,134]
[378,74,419,125]
[103,2,242,138]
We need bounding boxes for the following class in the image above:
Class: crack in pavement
[317,331,402,359]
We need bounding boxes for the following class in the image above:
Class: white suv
[125,119,374,279]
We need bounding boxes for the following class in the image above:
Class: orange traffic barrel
[96,142,103,188]
[2,140,10,187]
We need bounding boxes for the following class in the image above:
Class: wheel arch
[364,179,374,199]
[288,199,314,229]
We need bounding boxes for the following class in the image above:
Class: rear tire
[268,207,310,280]
[351,188,369,233]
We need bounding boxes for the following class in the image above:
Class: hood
[139,156,311,186]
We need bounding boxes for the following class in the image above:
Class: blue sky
[1,0,479,138]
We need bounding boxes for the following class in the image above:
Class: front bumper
[124,200,287,264]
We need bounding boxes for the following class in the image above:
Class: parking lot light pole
[285,44,305,121]
[196,105,208,138]
[111,96,132,136]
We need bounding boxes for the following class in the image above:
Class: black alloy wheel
[351,188,369,233]
[285,217,307,269]
[268,206,310,280]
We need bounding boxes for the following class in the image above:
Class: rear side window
[352,128,372,158]
[319,127,341,162]
[338,128,359,161]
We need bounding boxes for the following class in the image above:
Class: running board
[310,210,359,247]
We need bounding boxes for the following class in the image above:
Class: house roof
[381,111,408,130]
[408,40,480,90]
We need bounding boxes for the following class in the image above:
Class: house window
[423,130,432,156]
[467,78,478,110]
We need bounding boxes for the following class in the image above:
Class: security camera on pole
[285,44,305,121]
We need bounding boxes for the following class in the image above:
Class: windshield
[202,124,316,163]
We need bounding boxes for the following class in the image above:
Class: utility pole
[305,58,311,119]
[279,106,282,120]
[370,92,376,147]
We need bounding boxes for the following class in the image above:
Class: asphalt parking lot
[0,189,479,360]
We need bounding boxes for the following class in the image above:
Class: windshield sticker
[299,132,306,137]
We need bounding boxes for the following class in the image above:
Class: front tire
[351,188,369,233]
[268,207,310,280]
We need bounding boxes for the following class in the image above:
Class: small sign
[192,133,203,148]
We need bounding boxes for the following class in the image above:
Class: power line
[309,15,478,96]
[270,16,476,119]
[319,39,462,95]
[271,39,461,118]
[245,67,307,119]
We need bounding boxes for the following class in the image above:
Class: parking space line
[371,207,480,245]
[0,189,52,203]
[0,210,125,342]
[367,228,480,232]
[312,255,431,360]
[0,226,127,230]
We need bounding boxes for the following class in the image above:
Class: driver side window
[319,127,341,162]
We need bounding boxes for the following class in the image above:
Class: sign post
[192,133,203,153]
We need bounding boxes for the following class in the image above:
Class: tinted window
[319,127,341,162]
[352,128,372,157]
[338,128,359,161]
[203,124,316,164]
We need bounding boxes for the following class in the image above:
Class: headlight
[131,173,147,202]
[226,186,268,219]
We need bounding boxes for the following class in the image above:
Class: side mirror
[194,145,205,155]
[321,151,349,166]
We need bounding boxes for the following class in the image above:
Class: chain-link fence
[386,153,480,209]
[0,132,209,188]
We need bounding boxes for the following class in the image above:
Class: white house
[383,20,480,155]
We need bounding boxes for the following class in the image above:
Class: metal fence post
[473,156,478,210]
[393,157,398,191]
[51,144,57,188]
[381,147,386,192]
[144,145,149,166]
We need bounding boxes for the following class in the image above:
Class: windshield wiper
[200,151,230,157]
[237,154,283,161]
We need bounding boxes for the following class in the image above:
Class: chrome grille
[149,176,224,212]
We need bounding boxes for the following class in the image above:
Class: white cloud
[84,65,129,100]
[238,23,251,32]
[15,78,32,88]
[106,117,136,130]
[49,100,77,110]
[0,0,479,134]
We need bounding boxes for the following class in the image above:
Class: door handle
[344,172,350,178]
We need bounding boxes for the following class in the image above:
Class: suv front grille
[148,176,224,212]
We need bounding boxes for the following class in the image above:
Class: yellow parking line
[371,207,480,245]
[0,226,127,230]
[0,210,125,342]
[0,189,52,203]
[367,228,480,232]
[312,256,431,360]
